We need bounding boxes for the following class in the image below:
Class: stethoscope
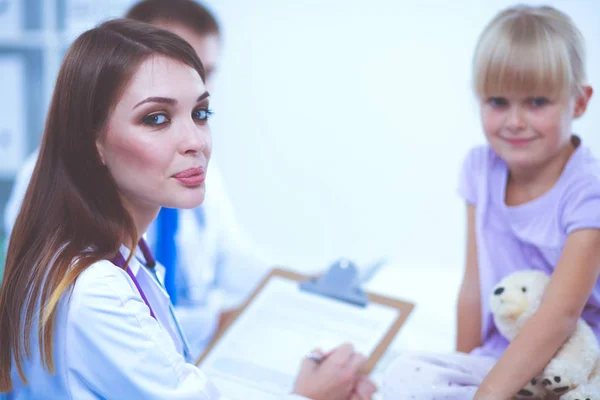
[109,239,194,364]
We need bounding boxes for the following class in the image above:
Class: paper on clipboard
[199,275,402,399]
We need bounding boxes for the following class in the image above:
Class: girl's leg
[381,351,497,400]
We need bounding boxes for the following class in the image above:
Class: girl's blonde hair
[473,5,587,98]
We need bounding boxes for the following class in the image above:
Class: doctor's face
[97,55,212,215]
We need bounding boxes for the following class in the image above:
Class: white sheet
[200,276,400,399]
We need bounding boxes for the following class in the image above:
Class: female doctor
[0,19,375,400]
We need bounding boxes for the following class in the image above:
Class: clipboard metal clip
[300,259,369,307]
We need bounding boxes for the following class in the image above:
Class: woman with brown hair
[0,19,375,400]
[3,0,270,361]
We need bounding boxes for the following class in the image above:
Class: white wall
[25,0,600,274]
[201,0,600,272]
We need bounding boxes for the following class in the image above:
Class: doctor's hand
[350,376,377,400]
[292,343,374,400]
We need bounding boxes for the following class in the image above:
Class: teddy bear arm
[513,375,546,399]
[543,325,600,396]
[558,380,600,400]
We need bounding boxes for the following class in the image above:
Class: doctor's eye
[522,287,527,293]
[192,108,213,122]
[142,113,170,126]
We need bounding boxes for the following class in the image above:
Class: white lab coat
[147,163,272,357]
[4,151,272,359]
[2,244,307,400]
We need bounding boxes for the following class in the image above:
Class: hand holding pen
[292,343,377,400]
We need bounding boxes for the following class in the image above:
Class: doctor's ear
[96,139,106,166]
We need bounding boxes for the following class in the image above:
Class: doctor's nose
[179,121,209,155]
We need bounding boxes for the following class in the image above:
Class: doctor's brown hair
[0,19,205,391]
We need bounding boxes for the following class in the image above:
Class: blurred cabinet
[0,0,24,36]
[0,56,26,176]
[0,0,135,238]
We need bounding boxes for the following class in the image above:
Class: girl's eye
[142,113,169,126]
[193,108,214,121]
[522,287,527,293]
[488,97,508,107]
[530,97,549,107]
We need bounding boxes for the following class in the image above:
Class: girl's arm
[475,228,600,399]
[456,203,483,353]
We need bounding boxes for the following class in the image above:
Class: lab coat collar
[119,244,169,300]
[117,244,164,277]
[118,244,142,275]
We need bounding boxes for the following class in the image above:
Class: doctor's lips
[173,167,206,186]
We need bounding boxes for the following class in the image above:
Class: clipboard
[196,260,414,375]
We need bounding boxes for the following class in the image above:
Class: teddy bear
[489,270,600,400]
[560,365,600,400]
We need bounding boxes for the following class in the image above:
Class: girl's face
[479,87,592,171]
[98,55,212,217]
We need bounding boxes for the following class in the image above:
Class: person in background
[3,0,270,359]
[0,18,376,400]
[381,5,599,399]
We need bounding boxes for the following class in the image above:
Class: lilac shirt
[458,138,600,358]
